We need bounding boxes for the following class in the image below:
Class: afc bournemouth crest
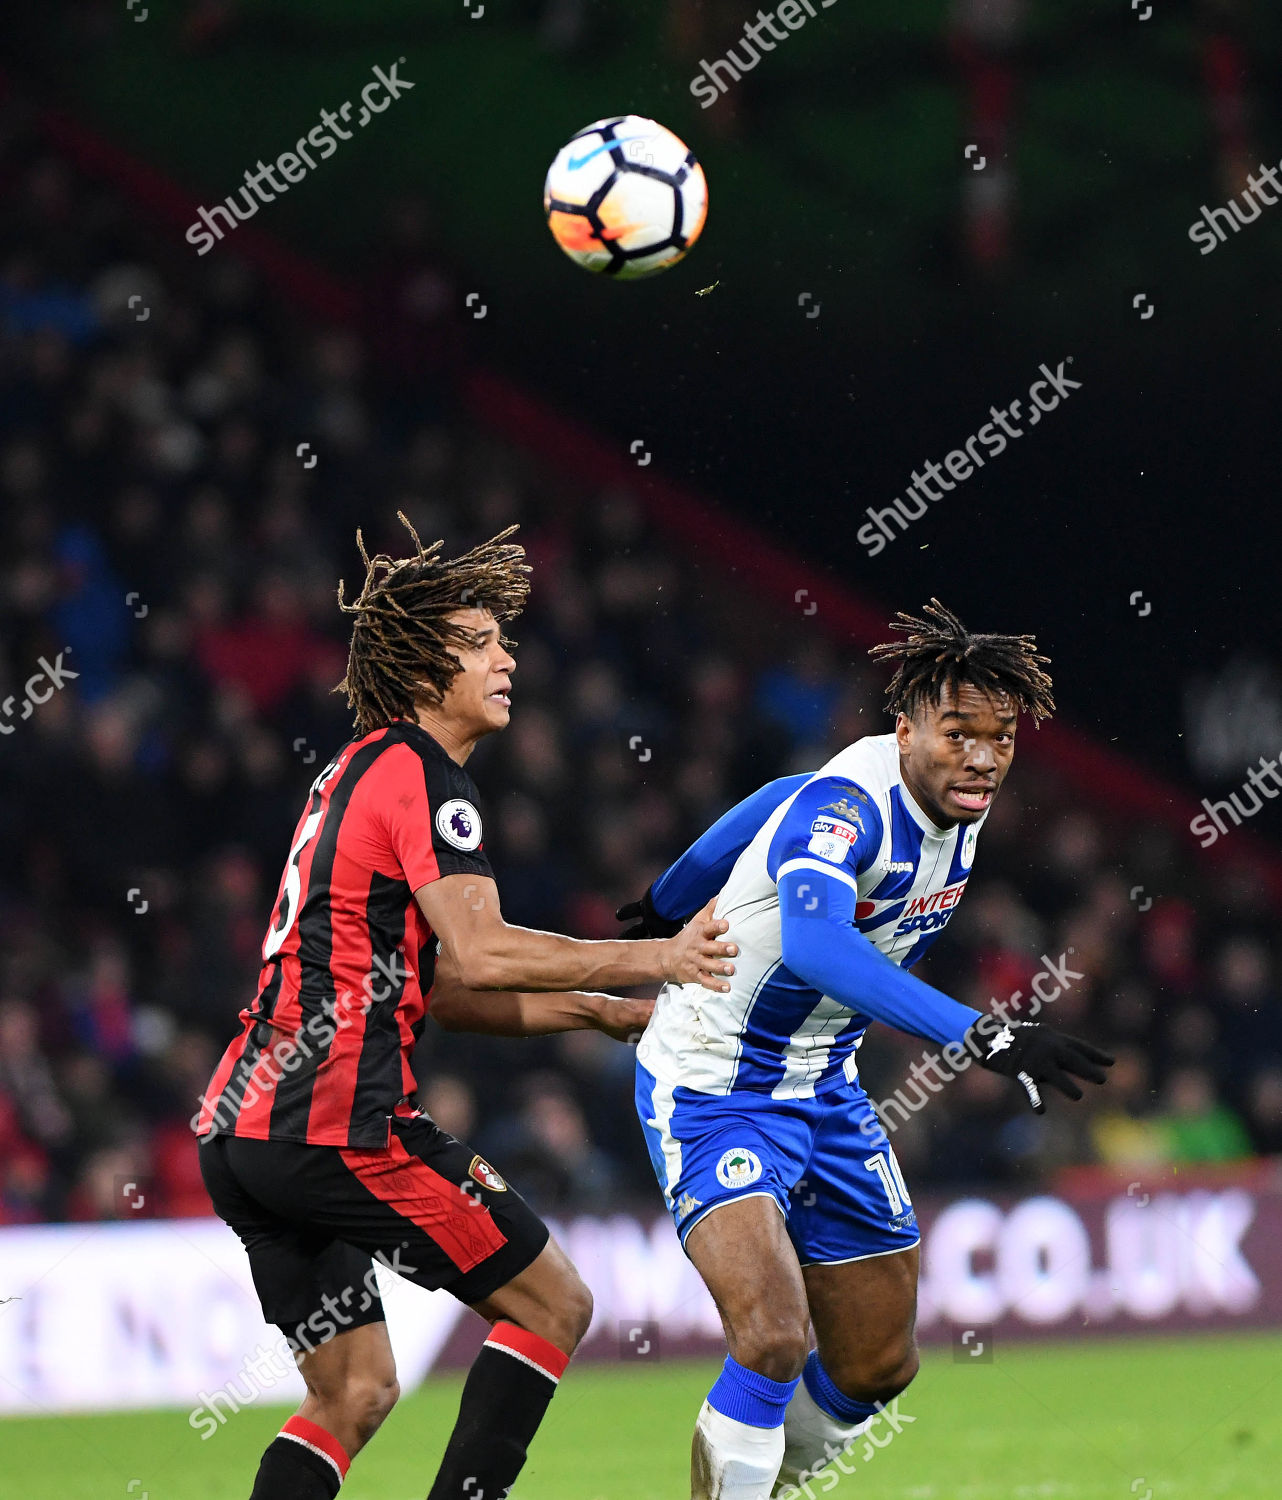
[468,1154,507,1192]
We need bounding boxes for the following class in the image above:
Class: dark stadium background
[7,0,1282,783]
[1,0,1281,1346]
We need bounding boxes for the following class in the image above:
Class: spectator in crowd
[1155,1066,1252,1165]
[479,1073,621,1215]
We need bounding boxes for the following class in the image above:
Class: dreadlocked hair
[868,597,1055,724]
[337,512,531,735]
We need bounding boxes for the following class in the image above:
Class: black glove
[968,1019,1113,1114]
[615,887,684,940]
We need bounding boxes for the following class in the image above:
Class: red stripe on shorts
[339,1135,508,1272]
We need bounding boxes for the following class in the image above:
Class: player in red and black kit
[196,518,737,1500]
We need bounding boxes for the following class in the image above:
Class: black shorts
[199,1115,550,1353]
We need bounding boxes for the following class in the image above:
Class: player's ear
[894,710,914,753]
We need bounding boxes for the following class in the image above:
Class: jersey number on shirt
[263,758,341,960]
[863,1150,913,1216]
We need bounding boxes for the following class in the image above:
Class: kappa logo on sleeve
[817,796,867,833]
[807,816,860,864]
[436,798,483,851]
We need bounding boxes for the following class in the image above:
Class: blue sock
[707,1355,800,1428]
[802,1350,881,1425]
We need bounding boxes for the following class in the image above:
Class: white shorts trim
[797,1238,921,1269]
[678,1189,786,1250]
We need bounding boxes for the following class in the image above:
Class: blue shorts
[635,1064,920,1265]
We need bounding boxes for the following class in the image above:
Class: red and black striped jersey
[196,720,492,1148]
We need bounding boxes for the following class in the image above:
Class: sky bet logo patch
[807,817,859,863]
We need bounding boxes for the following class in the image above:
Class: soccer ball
[543,116,708,279]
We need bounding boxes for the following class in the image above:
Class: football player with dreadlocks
[196,516,736,1500]
[618,600,1114,1500]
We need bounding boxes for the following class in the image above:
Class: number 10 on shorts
[864,1150,912,1216]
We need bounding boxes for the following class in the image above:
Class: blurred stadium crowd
[2,112,1281,1228]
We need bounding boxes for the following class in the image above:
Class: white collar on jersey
[896,771,955,840]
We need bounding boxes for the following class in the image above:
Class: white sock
[691,1399,786,1500]
[773,1377,874,1494]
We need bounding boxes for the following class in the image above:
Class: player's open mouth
[949,785,993,812]
[488,691,511,707]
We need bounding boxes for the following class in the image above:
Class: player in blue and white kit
[617,601,1113,1500]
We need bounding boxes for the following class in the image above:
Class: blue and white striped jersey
[637,734,984,1100]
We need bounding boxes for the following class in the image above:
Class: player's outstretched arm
[616,774,811,937]
[429,944,654,1039]
[417,877,736,994]
[777,865,982,1046]
[778,867,1114,1108]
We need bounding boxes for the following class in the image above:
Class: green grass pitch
[5,1333,1280,1498]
